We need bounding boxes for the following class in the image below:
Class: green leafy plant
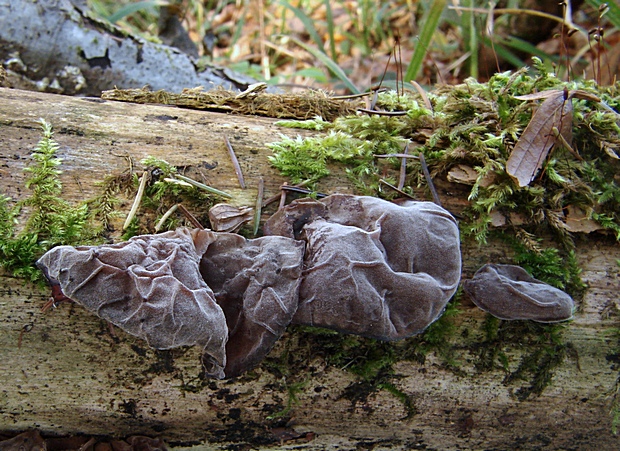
[0,120,99,283]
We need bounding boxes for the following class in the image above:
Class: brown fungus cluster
[37,195,463,378]
[37,228,304,379]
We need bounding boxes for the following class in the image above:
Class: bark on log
[1,87,620,450]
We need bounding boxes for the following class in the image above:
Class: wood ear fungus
[198,233,304,377]
[264,194,462,340]
[37,194,462,377]
[462,264,574,322]
[37,228,304,379]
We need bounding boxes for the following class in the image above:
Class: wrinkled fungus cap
[264,194,462,340]
[198,233,304,377]
[463,264,574,323]
[37,228,304,379]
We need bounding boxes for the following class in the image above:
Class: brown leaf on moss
[507,90,573,187]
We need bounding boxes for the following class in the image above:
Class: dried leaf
[208,203,253,232]
[513,90,563,101]
[514,89,599,102]
[563,205,602,233]
[447,164,478,185]
[507,90,573,187]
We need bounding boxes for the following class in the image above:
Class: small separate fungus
[265,194,462,340]
[37,228,304,379]
[463,264,574,323]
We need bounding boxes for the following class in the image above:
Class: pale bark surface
[1,87,620,450]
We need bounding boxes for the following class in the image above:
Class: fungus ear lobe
[263,198,326,239]
[199,233,304,378]
[463,264,575,323]
[265,194,462,340]
[36,228,230,379]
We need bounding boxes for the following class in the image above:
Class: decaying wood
[1,87,620,450]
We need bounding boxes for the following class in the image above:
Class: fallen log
[0,87,619,450]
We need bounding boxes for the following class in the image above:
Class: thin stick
[123,171,148,230]
[281,185,328,197]
[177,203,204,229]
[379,179,416,200]
[262,181,313,207]
[257,0,270,80]
[155,203,178,232]
[278,183,288,210]
[398,142,409,190]
[224,135,246,189]
[552,126,583,161]
[175,174,232,199]
[419,152,442,207]
[163,177,192,187]
[448,6,580,31]
[254,177,264,236]
[370,88,380,110]
[375,153,420,159]
[358,108,408,116]
[330,92,373,100]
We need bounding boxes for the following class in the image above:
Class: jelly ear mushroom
[462,264,574,323]
[36,228,229,379]
[37,228,305,379]
[199,233,304,378]
[264,194,462,340]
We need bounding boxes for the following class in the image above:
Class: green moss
[269,64,620,249]
[0,120,101,284]
[506,231,587,300]
[474,317,577,401]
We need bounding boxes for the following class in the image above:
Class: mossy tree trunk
[1,87,619,450]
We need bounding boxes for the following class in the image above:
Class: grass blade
[277,0,324,51]
[405,0,447,82]
[324,0,337,62]
[285,36,360,94]
[107,1,161,24]
[461,0,478,79]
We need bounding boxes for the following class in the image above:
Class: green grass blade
[277,0,325,51]
[286,36,360,94]
[230,3,248,50]
[405,0,447,82]
[480,35,526,70]
[107,1,160,24]
[461,0,478,79]
[324,0,338,62]
[499,36,557,64]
